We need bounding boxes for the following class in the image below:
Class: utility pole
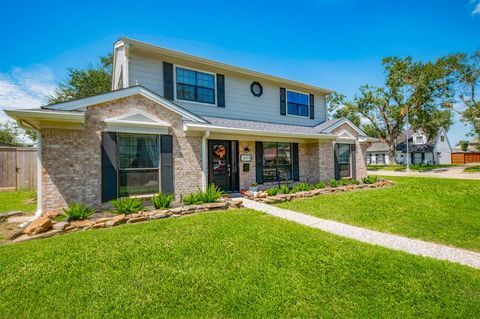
[405,106,410,171]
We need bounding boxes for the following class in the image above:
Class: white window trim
[286,89,310,118]
[337,143,352,178]
[173,64,218,107]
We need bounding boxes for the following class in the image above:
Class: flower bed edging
[13,199,243,243]
[246,179,394,204]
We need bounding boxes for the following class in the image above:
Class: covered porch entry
[208,140,239,192]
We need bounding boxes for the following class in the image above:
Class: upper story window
[287,91,309,117]
[415,136,424,144]
[176,67,215,104]
[440,135,445,142]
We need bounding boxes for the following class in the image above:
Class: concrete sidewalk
[241,198,480,269]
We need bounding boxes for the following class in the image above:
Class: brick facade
[41,95,202,212]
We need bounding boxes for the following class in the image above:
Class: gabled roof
[314,118,367,137]
[43,86,206,123]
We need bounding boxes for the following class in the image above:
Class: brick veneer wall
[41,95,202,212]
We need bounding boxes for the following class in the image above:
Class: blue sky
[0,0,479,144]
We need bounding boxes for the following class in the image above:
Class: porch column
[201,130,210,191]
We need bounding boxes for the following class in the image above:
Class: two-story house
[6,38,375,214]
[367,128,452,165]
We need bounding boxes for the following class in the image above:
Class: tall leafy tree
[48,54,113,104]
[0,121,34,146]
[453,50,480,139]
[329,56,455,158]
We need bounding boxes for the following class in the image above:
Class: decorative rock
[53,221,69,230]
[0,211,22,219]
[129,213,142,218]
[127,217,147,224]
[43,211,60,219]
[70,219,94,228]
[92,222,105,229]
[14,229,63,243]
[23,217,52,235]
[93,217,113,224]
[150,212,170,219]
[204,202,229,209]
[256,191,267,198]
[105,215,127,226]
[170,207,183,214]
[64,225,76,232]
[229,199,243,208]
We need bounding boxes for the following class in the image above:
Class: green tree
[0,121,34,146]
[453,50,480,141]
[458,140,469,152]
[329,56,455,159]
[326,92,361,127]
[48,54,113,104]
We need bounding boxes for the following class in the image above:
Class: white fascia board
[184,123,336,140]
[4,109,85,123]
[105,119,170,128]
[44,86,206,123]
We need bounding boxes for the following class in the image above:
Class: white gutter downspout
[201,130,210,192]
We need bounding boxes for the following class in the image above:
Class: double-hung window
[287,91,309,117]
[263,142,292,182]
[118,133,160,197]
[176,67,215,104]
[338,144,351,178]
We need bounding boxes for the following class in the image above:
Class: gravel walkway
[241,198,480,269]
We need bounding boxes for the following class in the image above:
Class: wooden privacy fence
[0,147,37,191]
[451,152,480,164]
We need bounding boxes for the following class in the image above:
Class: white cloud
[0,66,56,122]
[472,0,480,15]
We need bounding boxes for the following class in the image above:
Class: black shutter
[217,74,225,107]
[292,143,299,181]
[334,143,340,180]
[255,141,263,184]
[351,144,357,180]
[280,88,286,115]
[101,131,118,202]
[160,135,174,195]
[163,62,174,100]
[309,94,315,119]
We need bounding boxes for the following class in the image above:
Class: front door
[208,140,238,192]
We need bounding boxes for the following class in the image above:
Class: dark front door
[208,140,238,192]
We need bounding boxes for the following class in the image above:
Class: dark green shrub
[329,179,339,187]
[183,184,224,205]
[110,197,145,214]
[340,178,350,186]
[314,182,326,189]
[152,192,174,209]
[265,187,279,196]
[62,203,95,221]
[201,184,224,203]
[362,175,379,184]
[291,182,314,193]
[351,179,361,185]
[279,184,290,194]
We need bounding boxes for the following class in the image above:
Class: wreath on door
[214,145,226,159]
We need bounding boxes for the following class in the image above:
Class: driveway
[368,164,480,180]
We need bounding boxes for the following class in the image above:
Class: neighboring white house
[367,128,452,165]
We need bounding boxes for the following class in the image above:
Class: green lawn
[277,176,480,251]
[0,190,36,213]
[464,165,480,172]
[0,209,479,318]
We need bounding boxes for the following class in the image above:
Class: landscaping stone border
[13,199,243,243]
[246,179,394,204]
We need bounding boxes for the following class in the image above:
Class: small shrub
[351,179,361,185]
[62,203,95,221]
[279,184,290,194]
[110,197,145,214]
[314,181,326,189]
[201,184,224,203]
[340,178,350,186]
[291,182,314,193]
[266,187,280,196]
[362,175,379,184]
[329,179,339,187]
[152,192,173,209]
[183,193,203,205]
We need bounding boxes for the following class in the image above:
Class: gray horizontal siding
[128,53,327,125]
